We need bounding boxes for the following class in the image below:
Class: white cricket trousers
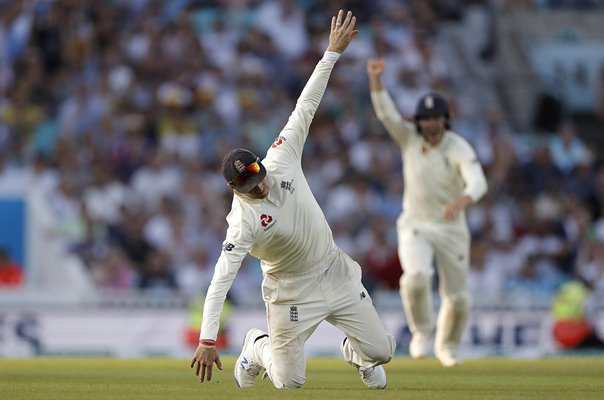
[258,248,396,388]
[397,217,472,356]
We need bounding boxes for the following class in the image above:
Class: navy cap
[221,148,267,193]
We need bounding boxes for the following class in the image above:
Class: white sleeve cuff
[322,51,341,64]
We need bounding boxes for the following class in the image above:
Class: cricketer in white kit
[190,11,396,389]
[367,59,488,367]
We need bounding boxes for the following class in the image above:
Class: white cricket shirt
[370,89,488,224]
[200,52,341,341]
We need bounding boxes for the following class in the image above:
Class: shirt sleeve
[370,89,416,148]
[199,205,256,341]
[265,51,340,166]
[456,138,488,203]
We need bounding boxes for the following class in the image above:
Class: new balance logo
[222,241,235,252]
[360,291,367,300]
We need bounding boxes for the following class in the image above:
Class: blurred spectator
[109,208,154,273]
[519,145,564,196]
[176,247,213,298]
[505,253,564,294]
[548,122,590,175]
[83,161,137,225]
[131,150,182,213]
[137,247,178,292]
[93,246,137,290]
[252,0,309,60]
[467,236,509,303]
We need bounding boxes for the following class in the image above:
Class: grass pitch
[1,357,603,400]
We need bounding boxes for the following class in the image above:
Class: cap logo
[424,96,434,109]
[234,159,246,173]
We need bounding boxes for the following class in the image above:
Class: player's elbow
[466,176,488,204]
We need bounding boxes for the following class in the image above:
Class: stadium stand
[0,0,603,321]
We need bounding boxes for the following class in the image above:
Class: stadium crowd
[0,0,603,309]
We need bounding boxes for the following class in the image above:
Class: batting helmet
[414,92,450,131]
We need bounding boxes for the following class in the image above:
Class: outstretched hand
[190,343,223,383]
[327,10,358,54]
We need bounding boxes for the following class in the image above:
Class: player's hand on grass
[326,9,358,54]
[190,342,222,383]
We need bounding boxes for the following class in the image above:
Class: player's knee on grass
[369,335,396,365]
[275,371,305,389]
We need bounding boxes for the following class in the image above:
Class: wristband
[322,51,340,64]
[199,339,216,347]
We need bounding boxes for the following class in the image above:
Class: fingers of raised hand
[341,10,353,31]
[335,9,344,27]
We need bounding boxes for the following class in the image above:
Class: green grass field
[1,357,603,400]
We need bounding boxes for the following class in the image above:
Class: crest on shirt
[271,136,286,148]
[280,179,295,194]
[260,213,276,231]
[289,305,299,322]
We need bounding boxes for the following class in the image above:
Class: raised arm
[267,10,358,164]
[367,59,415,147]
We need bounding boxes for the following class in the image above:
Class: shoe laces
[360,366,375,378]
[241,356,262,377]
[246,364,262,377]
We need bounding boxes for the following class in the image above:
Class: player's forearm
[368,75,384,92]
[199,282,229,341]
[199,254,241,340]
[370,88,413,146]
[295,52,339,116]
[281,52,339,144]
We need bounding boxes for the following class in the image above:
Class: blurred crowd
[0,0,603,307]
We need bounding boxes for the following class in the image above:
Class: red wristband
[199,339,216,346]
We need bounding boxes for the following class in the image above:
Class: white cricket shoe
[409,333,431,359]
[234,328,267,388]
[340,337,387,389]
[358,365,387,389]
[435,349,462,367]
